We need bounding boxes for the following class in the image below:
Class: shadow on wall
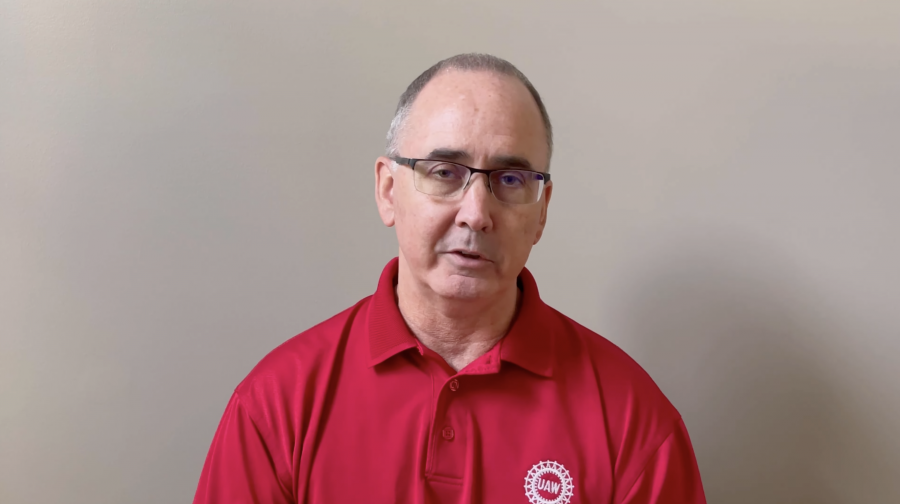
[616,231,894,504]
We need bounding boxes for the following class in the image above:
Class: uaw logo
[524,460,574,504]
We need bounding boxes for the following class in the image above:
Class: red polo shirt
[194,258,706,504]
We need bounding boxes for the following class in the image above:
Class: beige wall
[2,1,898,502]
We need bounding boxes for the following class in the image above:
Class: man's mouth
[451,250,487,261]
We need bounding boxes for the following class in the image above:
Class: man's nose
[455,173,494,232]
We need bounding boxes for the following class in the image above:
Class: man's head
[375,53,553,302]
[385,54,553,163]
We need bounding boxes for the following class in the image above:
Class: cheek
[505,212,543,254]
[507,207,538,233]
[395,197,452,254]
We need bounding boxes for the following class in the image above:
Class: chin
[432,274,496,300]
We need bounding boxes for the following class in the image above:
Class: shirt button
[448,379,460,392]
[442,426,455,441]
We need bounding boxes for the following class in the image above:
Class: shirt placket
[422,346,502,504]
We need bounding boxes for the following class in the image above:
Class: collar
[366,257,554,377]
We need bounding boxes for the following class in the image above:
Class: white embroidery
[524,460,574,504]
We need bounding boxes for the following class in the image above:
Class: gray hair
[385,53,553,166]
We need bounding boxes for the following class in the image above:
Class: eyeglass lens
[413,161,546,205]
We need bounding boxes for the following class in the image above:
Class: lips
[450,249,489,261]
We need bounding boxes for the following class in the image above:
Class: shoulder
[546,307,686,483]
[547,306,681,434]
[550,308,665,390]
[233,297,371,422]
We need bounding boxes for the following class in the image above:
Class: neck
[395,263,521,372]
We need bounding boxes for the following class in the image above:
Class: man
[194,53,706,504]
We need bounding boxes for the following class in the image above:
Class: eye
[497,172,526,187]
[427,163,465,179]
[434,168,456,178]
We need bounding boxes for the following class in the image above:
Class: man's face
[375,69,552,301]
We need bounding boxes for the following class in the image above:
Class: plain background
[2,1,898,502]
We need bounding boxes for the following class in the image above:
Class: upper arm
[192,392,294,504]
[618,418,706,504]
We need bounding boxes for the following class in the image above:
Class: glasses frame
[389,156,551,205]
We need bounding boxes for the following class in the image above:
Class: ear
[532,180,553,245]
[374,156,397,227]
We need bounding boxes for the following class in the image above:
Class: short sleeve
[619,418,707,504]
[193,392,294,504]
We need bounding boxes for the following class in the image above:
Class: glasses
[390,156,551,205]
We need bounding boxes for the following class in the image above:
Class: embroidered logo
[524,460,574,504]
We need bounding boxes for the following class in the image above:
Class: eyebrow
[425,148,536,171]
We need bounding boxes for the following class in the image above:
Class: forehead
[399,69,549,168]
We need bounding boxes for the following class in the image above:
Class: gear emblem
[524,460,574,504]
